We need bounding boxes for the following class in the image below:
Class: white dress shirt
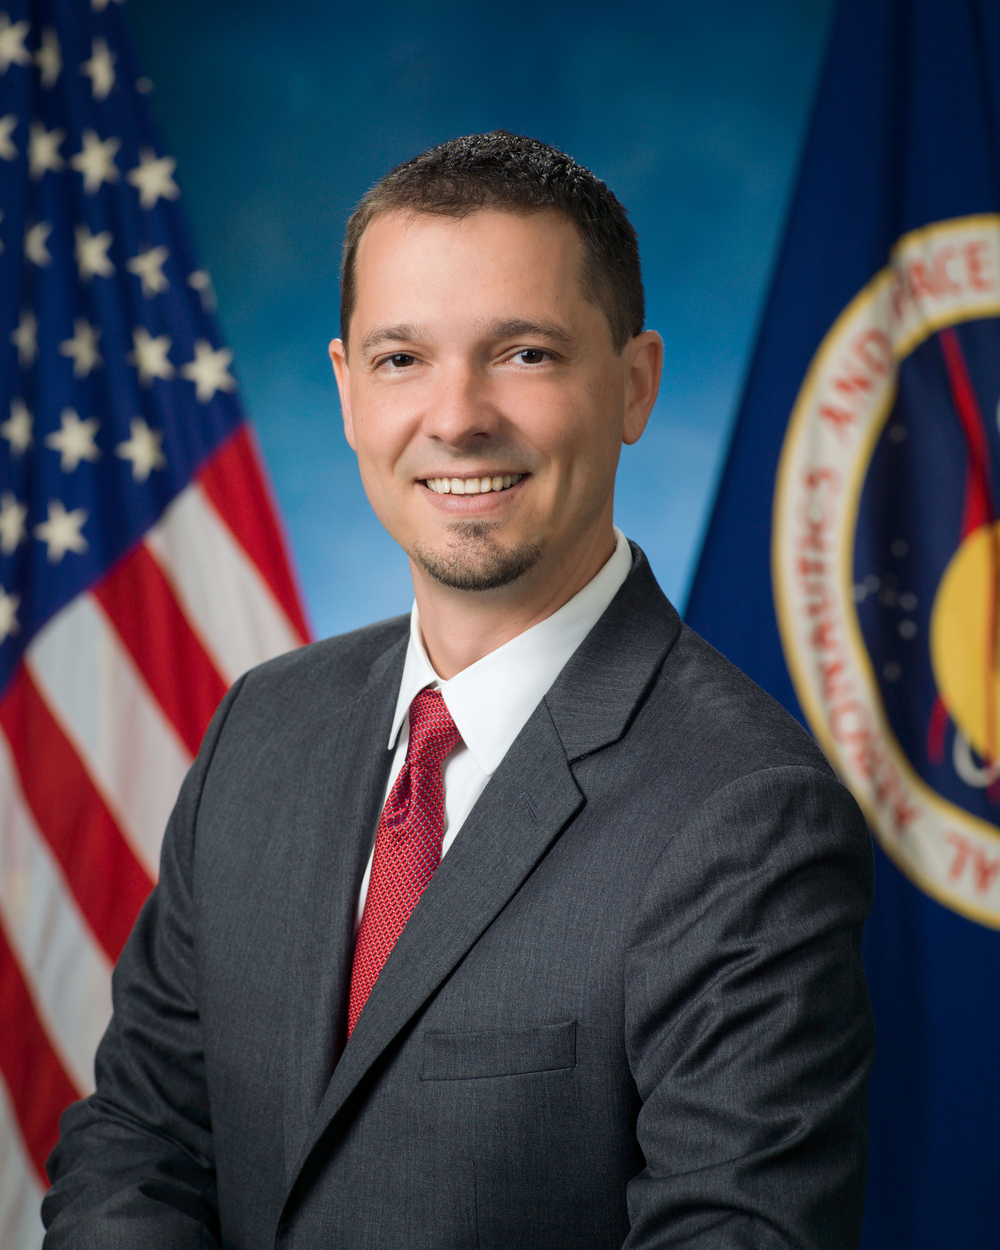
[356,527,633,924]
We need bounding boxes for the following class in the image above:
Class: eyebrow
[479,319,574,347]
[359,324,424,353]
[358,318,575,356]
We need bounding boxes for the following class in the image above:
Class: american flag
[0,1,310,1242]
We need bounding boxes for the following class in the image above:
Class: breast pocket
[420,1019,577,1081]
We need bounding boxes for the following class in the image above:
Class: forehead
[350,209,590,332]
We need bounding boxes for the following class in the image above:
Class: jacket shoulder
[233,613,409,713]
[652,622,834,782]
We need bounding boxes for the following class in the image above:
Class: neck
[412,521,617,680]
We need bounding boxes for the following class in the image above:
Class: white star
[70,129,120,194]
[80,36,116,100]
[180,340,235,403]
[33,500,88,563]
[187,269,217,313]
[128,326,174,386]
[10,310,37,367]
[24,220,52,266]
[1,399,32,454]
[0,586,20,643]
[127,245,169,297]
[58,318,103,378]
[0,113,16,160]
[74,224,114,280]
[0,492,27,554]
[28,120,65,179]
[0,13,30,74]
[116,417,166,482]
[45,408,101,472]
[35,27,61,88]
[127,148,179,209]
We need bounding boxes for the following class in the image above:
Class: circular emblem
[773,214,1000,926]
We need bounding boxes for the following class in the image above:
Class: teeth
[425,474,522,494]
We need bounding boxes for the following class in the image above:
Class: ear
[622,330,662,446]
[329,338,356,451]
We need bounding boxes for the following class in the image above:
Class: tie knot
[406,687,461,768]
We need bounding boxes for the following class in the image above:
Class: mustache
[410,437,535,475]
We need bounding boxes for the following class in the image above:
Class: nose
[420,357,500,449]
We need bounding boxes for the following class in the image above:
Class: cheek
[352,396,411,474]
[530,383,621,476]
[514,382,587,447]
[349,421,407,522]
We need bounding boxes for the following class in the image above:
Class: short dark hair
[340,131,644,353]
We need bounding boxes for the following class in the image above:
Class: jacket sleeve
[623,765,876,1250]
[41,676,247,1249]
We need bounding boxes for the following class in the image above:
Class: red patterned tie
[347,687,461,1038]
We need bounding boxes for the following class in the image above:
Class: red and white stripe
[0,426,309,1245]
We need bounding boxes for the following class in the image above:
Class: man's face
[330,208,656,594]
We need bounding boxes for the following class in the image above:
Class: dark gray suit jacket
[43,546,875,1250]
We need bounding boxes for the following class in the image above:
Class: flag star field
[0,0,248,684]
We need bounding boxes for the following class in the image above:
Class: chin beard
[412,522,544,591]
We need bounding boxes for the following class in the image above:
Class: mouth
[422,473,525,495]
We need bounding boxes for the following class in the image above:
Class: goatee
[412,522,544,591]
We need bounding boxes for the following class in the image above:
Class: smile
[423,474,524,495]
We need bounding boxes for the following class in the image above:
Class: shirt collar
[388,527,633,774]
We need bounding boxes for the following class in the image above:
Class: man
[43,132,875,1249]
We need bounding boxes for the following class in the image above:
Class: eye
[380,353,416,369]
[514,349,549,365]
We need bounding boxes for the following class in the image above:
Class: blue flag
[685,1,1000,1243]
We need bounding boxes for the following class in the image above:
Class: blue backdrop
[126,0,834,638]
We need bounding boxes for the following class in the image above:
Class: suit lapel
[276,633,406,1167]
[282,699,583,1207]
[319,637,410,1049]
[545,545,682,761]
[279,545,683,1216]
